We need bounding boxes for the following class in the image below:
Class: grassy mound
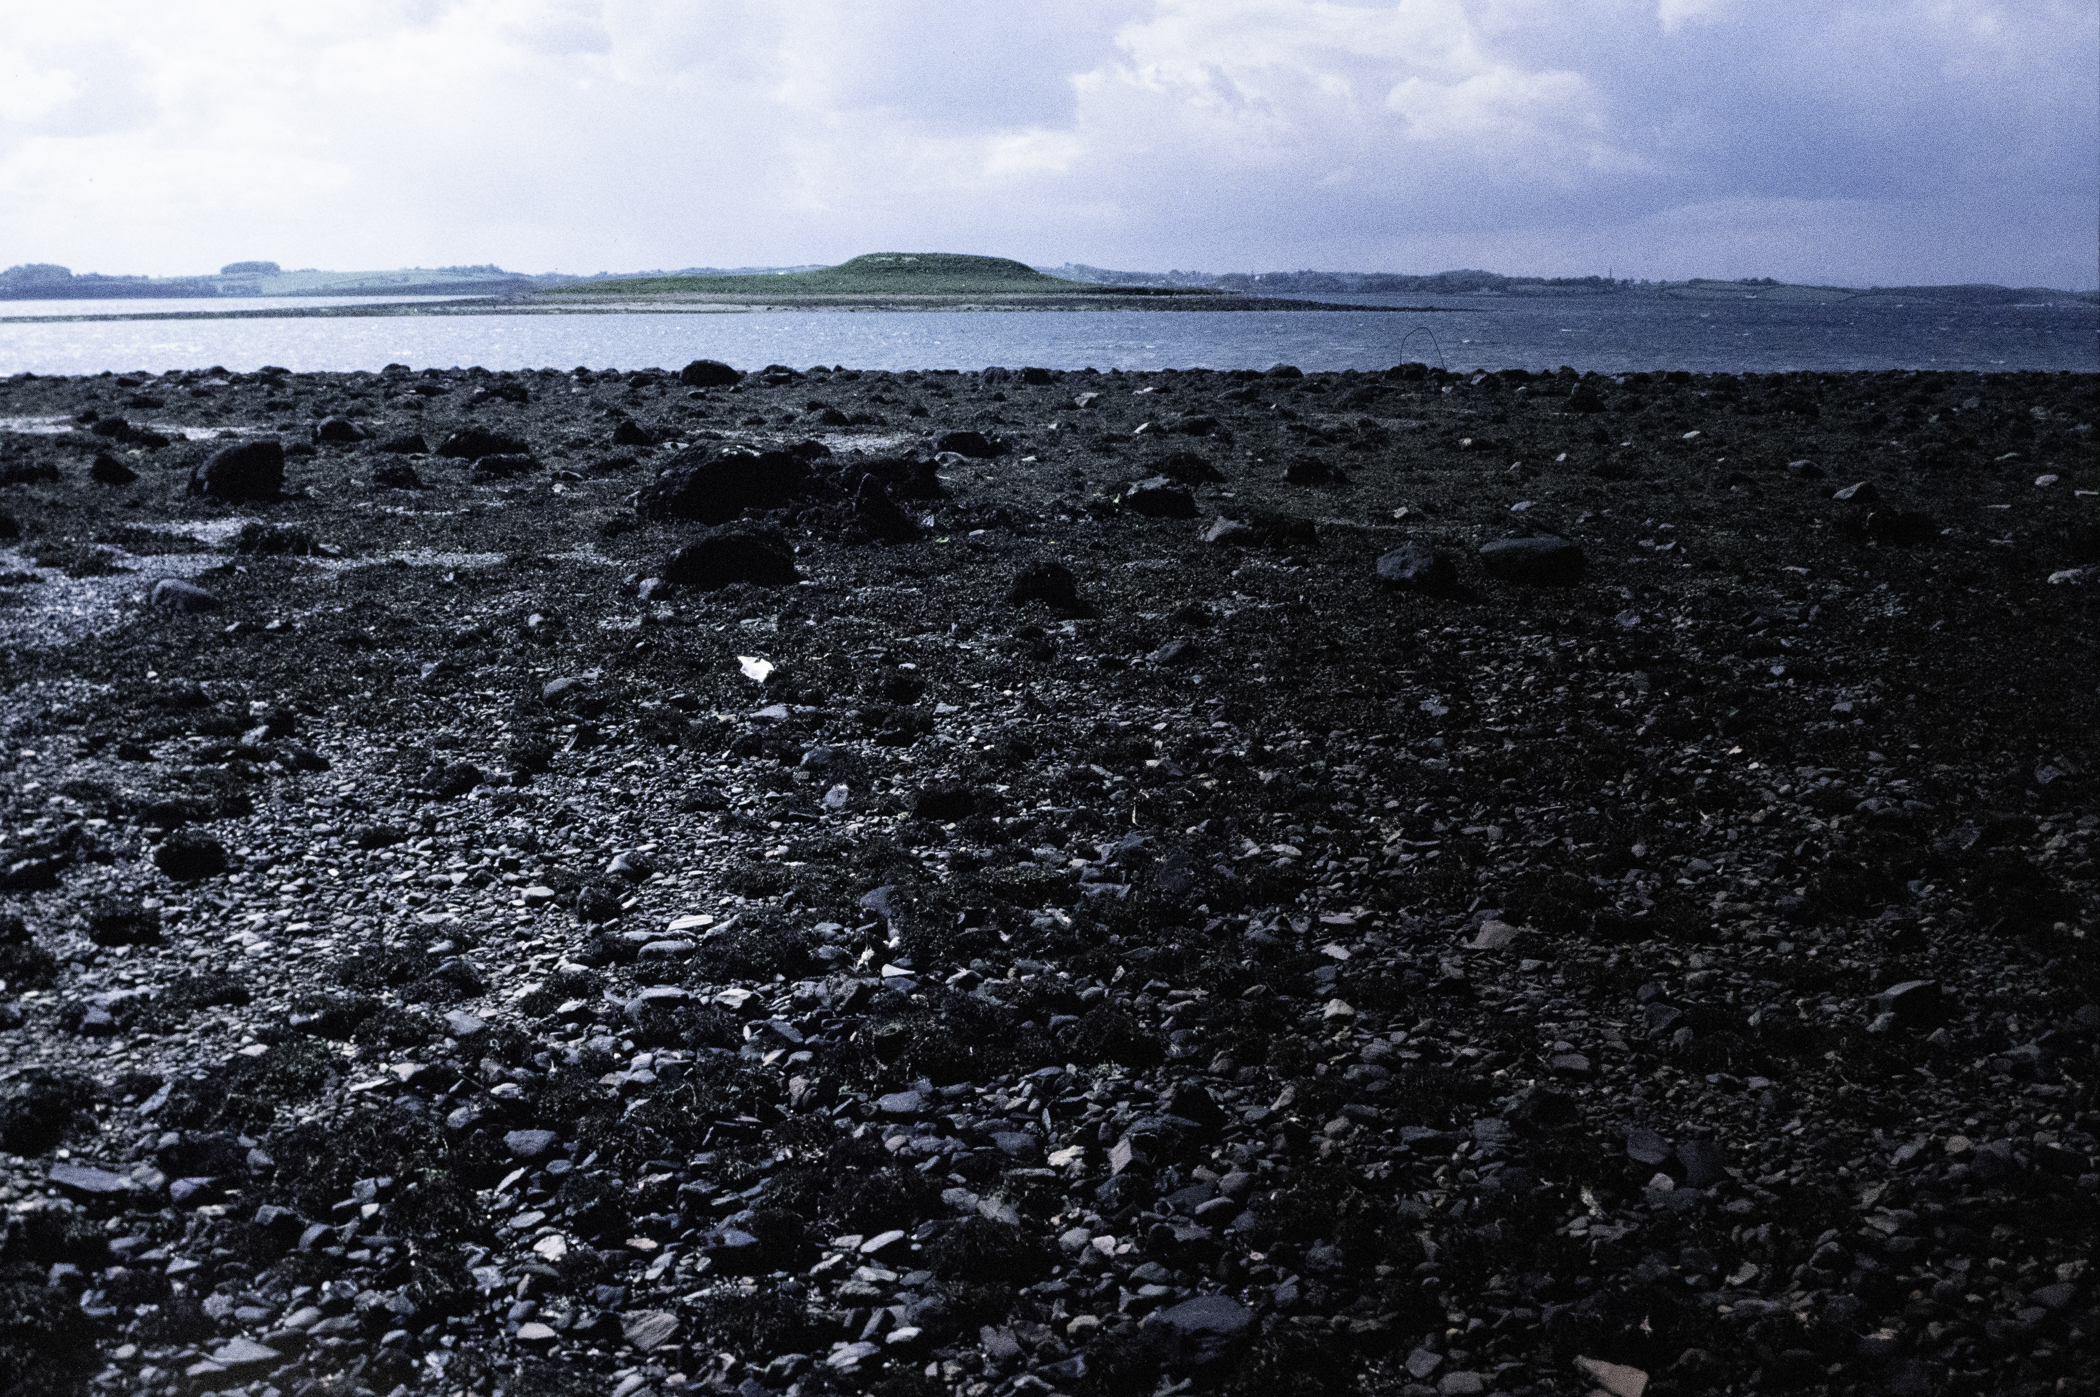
[551,252,1091,298]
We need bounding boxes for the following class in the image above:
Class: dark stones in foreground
[1480,533,1586,585]
[679,359,741,388]
[638,449,808,524]
[1376,541,1456,591]
[661,522,799,591]
[189,441,284,502]
[148,579,218,613]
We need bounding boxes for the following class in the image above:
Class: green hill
[549,252,1091,298]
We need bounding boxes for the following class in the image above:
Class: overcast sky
[3,0,2094,287]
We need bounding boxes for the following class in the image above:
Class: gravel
[0,359,2093,1397]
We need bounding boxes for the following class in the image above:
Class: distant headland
[2,252,2092,321]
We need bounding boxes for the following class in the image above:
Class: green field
[544,251,1218,300]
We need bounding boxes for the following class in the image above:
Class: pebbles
[0,360,2092,1397]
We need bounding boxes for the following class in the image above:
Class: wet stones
[88,452,136,485]
[152,829,226,881]
[934,430,1005,459]
[637,448,809,524]
[1007,557,1086,612]
[1376,540,1456,591]
[1479,533,1585,585]
[189,440,284,501]
[147,578,218,613]
[1124,477,1197,518]
[679,358,742,388]
[661,521,799,590]
[436,428,531,460]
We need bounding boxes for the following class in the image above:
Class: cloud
[0,0,2091,286]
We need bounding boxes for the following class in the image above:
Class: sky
[2,0,2094,288]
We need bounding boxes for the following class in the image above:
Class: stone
[375,432,428,454]
[153,829,226,881]
[1625,1127,1671,1169]
[877,1090,927,1118]
[1125,476,1197,518]
[641,448,809,523]
[1151,1294,1254,1366]
[1007,558,1084,611]
[1832,481,1879,502]
[935,430,1005,458]
[575,883,624,923]
[1675,1138,1729,1188]
[1869,979,1943,1028]
[371,460,422,488]
[89,452,137,485]
[435,428,531,460]
[680,359,742,388]
[48,1162,132,1202]
[621,1309,680,1351]
[148,578,219,613]
[1376,541,1456,591]
[1480,534,1585,585]
[661,520,799,589]
[190,440,285,501]
[504,1128,560,1160]
[209,1338,284,1371]
[1573,1355,1649,1397]
[313,417,365,444]
[471,452,535,479]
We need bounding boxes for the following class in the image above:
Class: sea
[0,290,2093,377]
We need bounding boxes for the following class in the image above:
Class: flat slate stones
[1480,533,1585,584]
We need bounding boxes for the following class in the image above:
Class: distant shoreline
[0,293,1450,324]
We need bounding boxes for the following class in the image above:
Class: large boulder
[934,430,1006,459]
[148,579,219,613]
[679,359,742,388]
[1376,541,1456,591]
[435,428,531,461]
[1480,534,1586,585]
[637,448,809,524]
[661,522,799,590]
[189,441,284,501]
[1124,477,1196,518]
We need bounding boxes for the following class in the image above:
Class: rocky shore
[0,358,2094,1397]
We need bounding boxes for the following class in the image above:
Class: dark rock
[48,1163,132,1204]
[1203,511,1317,550]
[1480,534,1585,585]
[1832,481,1879,502]
[1284,455,1345,485]
[313,417,365,444]
[154,829,226,881]
[1376,541,1456,591]
[371,460,422,489]
[1125,477,1197,518]
[935,430,1005,459]
[1675,1138,1729,1188]
[1564,382,1607,413]
[1153,451,1224,484]
[504,1128,560,1160]
[147,578,218,613]
[471,453,536,479]
[637,448,809,524]
[436,428,531,460]
[375,433,428,455]
[1007,558,1084,611]
[576,883,624,923]
[852,476,919,541]
[611,419,658,447]
[913,783,977,822]
[189,441,284,501]
[89,453,137,485]
[680,359,742,388]
[661,521,799,590]
[86,900,160,947]
[1151,1294,1255,1367]
[1869,979,1944,1028]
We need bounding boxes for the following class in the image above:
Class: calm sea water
[0,292,2091,376]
